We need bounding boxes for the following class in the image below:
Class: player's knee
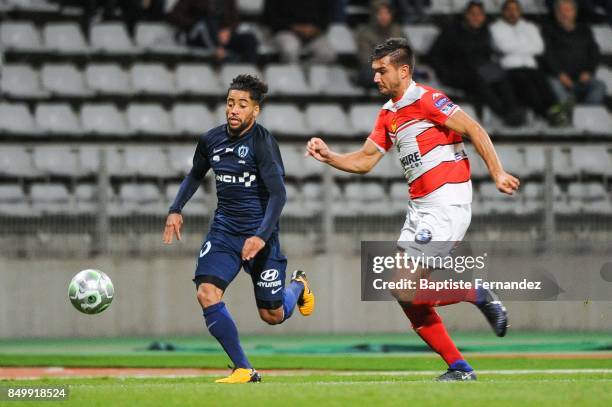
[196,284,222,308]
[258,308,284,325]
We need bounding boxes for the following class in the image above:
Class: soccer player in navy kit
[163,75,314,384]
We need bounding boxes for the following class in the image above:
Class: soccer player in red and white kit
[306,38,519,381]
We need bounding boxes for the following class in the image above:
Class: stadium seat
[119,183,164,215]
[571,146,612,176]
[33,146,80,176]
[344,182,388,215]
[348,104,379,134]
[172,104,215,135]
[79,146,126,176]
[75,183,114,214]
[135,22,186,53]
[572,105,612,135]
[596,66,612,96]
[326,24,357,54]
[522,146,545,176]
[41,64,93,96]
[305,104,352,136]
[0,184,30,216]
[0,103,37,134]
[81,104,131,136]
[365,151,403,179]
[168,146,195,176]
[479,182,522,214]
[43,22,88,53]
[1,21,42,51]
[553,147,577,178]
[126,104,173,134]
[302,182,343,215]
[279,145,303,177]
[592,25,612,54]
[1,65,49,97]
[90,23,137,53]
[0,146,37,177]
[567,182,611,214]
[124,146,170,177]
[495,145,526,177]
[390,181,409,214]
[282,182,303,217]
[30,183,72,214]
[426,0,453,14]
[131,64,176,95]
[237,0,264,14]
[309,65,362,96]
[403,25,440,55]
[165,182,208,215]
[175,64,223,95]
[85,64,132,95]
[5,0,58,12]
[264,64,312,95]
[259,104,309,135]
[220,64,262,88]
[34,103,82,135]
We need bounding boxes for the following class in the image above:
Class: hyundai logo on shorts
[261,269,279,282]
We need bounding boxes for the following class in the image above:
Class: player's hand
[493,171,520,195]
[241,236,265,261]
[306,137,331,162]
[163,213,183,244]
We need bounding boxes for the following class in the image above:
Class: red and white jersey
[368,81,472,205]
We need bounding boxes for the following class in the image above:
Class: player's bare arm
[163,213,183,244]
[306,137,384,174]
[445,110,520,195]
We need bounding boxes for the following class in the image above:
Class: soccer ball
[68,269,114,315]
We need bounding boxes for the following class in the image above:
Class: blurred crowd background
[0,0,610,259]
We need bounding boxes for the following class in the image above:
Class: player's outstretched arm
[305,137,383,174]
[445,110,520,195]
[163,213,183,244]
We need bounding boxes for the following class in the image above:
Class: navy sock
[449,359,474,372]
[282,280,304,321]
[475,287,487,306]
[203,302,251,369]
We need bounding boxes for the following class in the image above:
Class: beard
[226,117,252,137]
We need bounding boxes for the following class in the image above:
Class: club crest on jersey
[237,145,249,158]
[390,118,398,133]
[415,229,432,244]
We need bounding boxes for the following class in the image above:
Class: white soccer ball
[68,269,114,315]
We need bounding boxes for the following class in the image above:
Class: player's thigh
[193,232,242,293]
[244,235,287,311]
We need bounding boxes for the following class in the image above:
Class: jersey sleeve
[190,134,211,180]
[420,91,461,126]
[367,110,393,153]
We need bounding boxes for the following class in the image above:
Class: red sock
[401,303,463,366]
[412,286,478,307]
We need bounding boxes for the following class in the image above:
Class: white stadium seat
[596,66,612,96]
[1,21,42,50]
[33,146,80,176]
[0,146,37,177]
[305,104,353,136]
[131,63,176,95]
[0,103,37,134]
[264,64,312,95]
[0,184,30,216]
[403,24,440,55]
[30,183,71,215]
[479,182,522,214]
[309,65,362,96]
[165,182,207,215]
[282,182,303,217]
[172,104,215,135]
[124,146,170,177]
[35,103,82,135]
[168,146,195,176]
[237,0,264,14]
[81,104,131,136]
[43,22,88,53]
[126,104,173,134]
[41,64,93,96]
[348,104,379,134]
[571,146,612,176]
[85,63,132,95]
[326,24,357,54]
[135,22,184,53]
[259,104,309,135]
[75,184,114,214]
[495,145,526,177]
[90,23,137,53]
[302,182,343,215]
[1,64,49,97]
[175,64,223,95]
[390,182,409,214]
[344,182,388,215]
[119,183,164,215]
[220,64,262,88]
[592,25,612,54]
[572,105,612,135]
[279,145,302,177]
[79,146,127,177]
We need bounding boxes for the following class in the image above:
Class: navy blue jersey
[170,123,286,241]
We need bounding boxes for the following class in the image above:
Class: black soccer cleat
[477,288,509,337]
[436,369,477,381]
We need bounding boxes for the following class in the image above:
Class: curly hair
[227,74,268,104]
[370,37,415,72]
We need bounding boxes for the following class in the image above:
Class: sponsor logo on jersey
[237,145,249,158]
[434,97,450,108]
[215,172,256,187]
[399,151,422,170]
[440,103,456,115]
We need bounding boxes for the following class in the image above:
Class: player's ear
[253,103,260,118]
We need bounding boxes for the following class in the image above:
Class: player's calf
[258,308,284,325]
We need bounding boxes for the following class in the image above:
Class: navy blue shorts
[193,229,287,309]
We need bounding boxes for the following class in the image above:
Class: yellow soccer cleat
[292,270,315,316]
[215,368,261,384]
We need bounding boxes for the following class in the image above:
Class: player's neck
[391,79,412,103]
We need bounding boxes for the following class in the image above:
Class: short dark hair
[370,38,415,72]
[228,74,268,104]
